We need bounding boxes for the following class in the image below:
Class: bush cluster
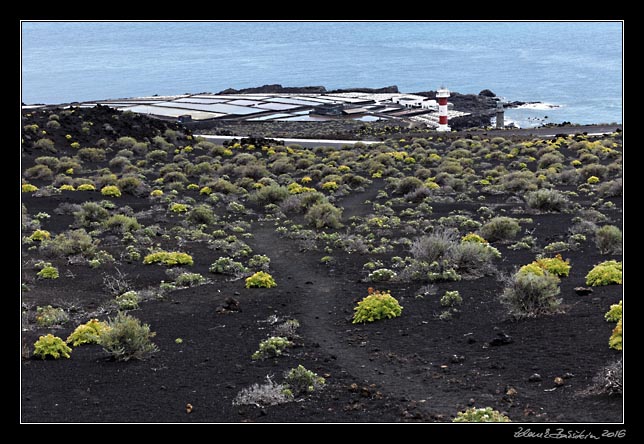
[66,319,110,347]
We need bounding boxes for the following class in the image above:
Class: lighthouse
[436,87,450,132]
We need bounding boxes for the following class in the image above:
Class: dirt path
[246,188,458,419]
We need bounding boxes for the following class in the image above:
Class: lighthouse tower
[436,87,450,132]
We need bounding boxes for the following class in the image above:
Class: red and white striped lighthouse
[436,87,450,132]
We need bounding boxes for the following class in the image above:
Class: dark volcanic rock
[490,332,513,346]
[574,287,594,296]
[529,373,543,383]
[328,85,399,94]
[217,84,327,95]
[479,89,496,97]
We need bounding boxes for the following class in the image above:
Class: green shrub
[24,164,53,180]
[33,334,72,359]
[245,271,277,288]
[586,261,622,286]
[284,365,325,395]
[252,336,293,360]
[440,290,462,307]
[35,305,68,326]
[37,266,59,279]
[74,202,110,227]
[103,214,141,233]
[175,272,206,287]
[143,251,194,266]
[500,270,561,318]
[77,183,96,191]
[40,229,96,257]
[98,312,158,361]
[410,229,457,262]
[116,176,146,196]
[66,319,110,347]
[77,147,106,162]
[605,300,622,322]
[448,241,500,276]
[367,268,397,282]
[595,225,622,255]
[480,217,521,242]
[251,184,290,204]
[186,204,216,225]
[305,202,343,229]
[395,176,424,195]
[248,254,271,271]
[34,138,56,152]
[525,189,569,212]
[209,257,248,275]
[353,290,403,324]
[100,185,122,197]
[115,291,139,310]
[453,407,510,423]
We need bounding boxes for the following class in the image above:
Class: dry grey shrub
[582,359,622,396]
[232,375,293,407]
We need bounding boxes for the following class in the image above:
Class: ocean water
[21,21,622,127]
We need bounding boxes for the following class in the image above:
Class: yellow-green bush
[77,183,96,191]
[33,334,72,359]
[353,290,403,324]
[100,185,122,197]
[143,251,194,266]
[605,300,622,351]
[59,184,75,191]
[586,261,622,286]
[245,271,277,288]
[169,202,189,213]
[30,229,51,242]
[461,233,487,244]
[22,183,38,193]
[37,266,59,279]
[150,189,163,197]
[534,254,571,277]
[67,319,110,346]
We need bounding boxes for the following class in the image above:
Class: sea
[21,21,623,128]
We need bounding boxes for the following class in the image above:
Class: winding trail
[246,184,456,419]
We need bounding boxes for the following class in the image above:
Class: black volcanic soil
[20,105,623,423]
